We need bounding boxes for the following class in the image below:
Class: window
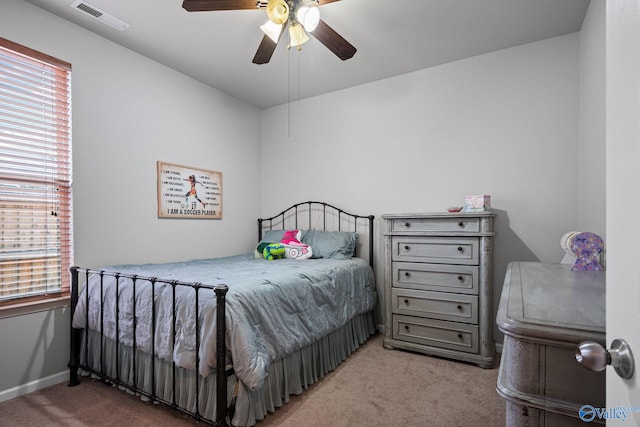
[0,37,72,308]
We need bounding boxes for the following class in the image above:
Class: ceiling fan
[182,0,357,64]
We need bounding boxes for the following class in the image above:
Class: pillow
[301,230,357,259]
[260,229,286,243]
[260,229,314,245]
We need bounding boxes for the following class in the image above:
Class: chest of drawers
[496,262,605,426]
[382,212,496,368]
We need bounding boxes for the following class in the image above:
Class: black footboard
[68,267,229,426]
[68,201,376,427]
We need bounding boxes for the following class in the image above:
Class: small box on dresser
[382,212,496,368]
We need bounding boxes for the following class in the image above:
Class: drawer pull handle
[458,221,465,228]
[404,299,409,305]
[404,272,411,277]
[404,325,410,331]
[457,305,463,311]
[405,245,410,251]
[405,222,411,228]
[457,246,464,252]
[457,275,464,281]
[457,333,463,339]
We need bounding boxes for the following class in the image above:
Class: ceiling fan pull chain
[297,51,301,105]
[288,47,291,137]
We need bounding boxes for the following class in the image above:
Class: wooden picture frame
[157,161,222,219]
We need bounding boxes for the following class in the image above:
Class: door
[606,0,640,424]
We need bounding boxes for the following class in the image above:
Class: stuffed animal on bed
[255,242,286,260]
[263,243,286,260]
[254,230,313,260]
[280,230,312,260]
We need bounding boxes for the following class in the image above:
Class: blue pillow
[301,230,357,259]
[260,229,286,243]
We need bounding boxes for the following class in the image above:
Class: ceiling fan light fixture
[289,23,309,49]
[260,20,284,43]
[296,5,320,32]
[266,0,289,25]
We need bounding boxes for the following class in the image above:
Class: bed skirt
[79,310,377,426]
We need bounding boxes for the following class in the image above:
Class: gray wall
[0,308,69,395]
[0,0,262,396]
[0,0,606,398]
[578,0,605,242]
[260,32,587,334]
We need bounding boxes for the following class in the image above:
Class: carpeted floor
[0,334,505,426]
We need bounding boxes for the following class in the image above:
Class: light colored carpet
[0,334,505,426]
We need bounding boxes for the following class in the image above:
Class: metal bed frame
[68,201,374,426]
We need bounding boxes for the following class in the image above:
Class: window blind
[0,37,72,304]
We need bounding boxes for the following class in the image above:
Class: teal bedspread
[72,254,377,393]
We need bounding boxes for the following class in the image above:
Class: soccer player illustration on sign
[184,174,206,208]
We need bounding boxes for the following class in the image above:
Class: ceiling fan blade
[182,0,262,12]
[253,19,287,64]
[252,35,279,64]
[311,19,356,61]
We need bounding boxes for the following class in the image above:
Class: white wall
[261,34,582,329]
[0,0,261,394]
[0,0,606,399]
[2,0,263,269]
[578,0,606,242]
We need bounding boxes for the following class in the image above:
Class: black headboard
[258,201,375,268]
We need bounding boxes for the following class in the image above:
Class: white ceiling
[23,0,590,109]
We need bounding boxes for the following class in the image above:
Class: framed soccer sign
[157,161,222,219]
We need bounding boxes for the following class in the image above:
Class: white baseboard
[0,371,68,403]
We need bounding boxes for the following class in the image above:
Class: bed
[68,201,377,426]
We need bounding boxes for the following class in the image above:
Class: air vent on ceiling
[69,1,130,31]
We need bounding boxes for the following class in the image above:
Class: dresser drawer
[391,288,478,323]
[391,217,480,233]
[392,262,478,294]
[392,314,479,353]
[391,236,479,265]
